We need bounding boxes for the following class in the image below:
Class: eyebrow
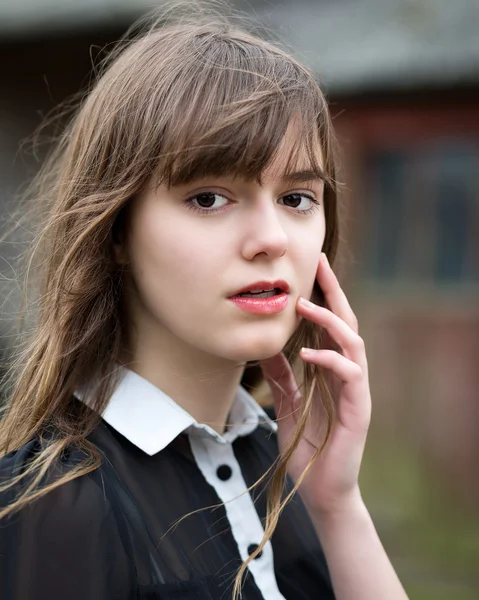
[280,169,326,184]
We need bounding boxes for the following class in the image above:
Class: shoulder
[0,436,136,599]
[0,435,111,533]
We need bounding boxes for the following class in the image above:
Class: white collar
[77,367,277,456]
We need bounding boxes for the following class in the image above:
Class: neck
[122,329,246,436]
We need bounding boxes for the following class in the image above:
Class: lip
[229,280,290,297]
[229,293,289,315]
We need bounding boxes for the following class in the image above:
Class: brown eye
[188,192,229,213]
[282,193,305,208]
[279,193,319,213]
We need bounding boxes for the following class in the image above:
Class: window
[362,140,479,286]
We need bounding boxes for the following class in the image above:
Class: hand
[259,253,371,517]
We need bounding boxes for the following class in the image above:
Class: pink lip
[228,280,290,315]
[230,280,290,296]
[229,293,289,315]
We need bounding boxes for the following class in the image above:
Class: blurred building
[317,0,479,510]
[1,0,478,514]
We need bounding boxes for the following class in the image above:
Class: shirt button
[247,543,263,559]
[216,464,232,481]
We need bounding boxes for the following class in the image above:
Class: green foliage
[359,438,479,599]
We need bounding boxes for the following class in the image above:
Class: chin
[219,327,293,363]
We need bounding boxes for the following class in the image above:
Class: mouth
[229,280,290,298]
[228,280,290,315]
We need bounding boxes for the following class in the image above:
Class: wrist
[308,496,373,547]
[304,486,367,526]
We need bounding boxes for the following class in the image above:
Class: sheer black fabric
[0,400,335,599]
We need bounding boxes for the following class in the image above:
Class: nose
[241,201,288,261]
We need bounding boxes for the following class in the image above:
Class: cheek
[292,222,325,292]
[128,216,227,302]
[160,228,227,283]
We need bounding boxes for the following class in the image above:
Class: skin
[117,131,408,599]
[116,131,326,433]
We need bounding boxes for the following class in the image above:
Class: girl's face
[119,139,326,364]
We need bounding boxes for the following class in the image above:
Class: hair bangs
[146,32,331,188]
[153,97,331,189]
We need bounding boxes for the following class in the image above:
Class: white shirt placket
[188,434,286,600]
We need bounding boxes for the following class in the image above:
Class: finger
[317,253,358,333]
[300,348,364,386]
[300,348,372,429]
[297,299,367,369]
[259,353,302,421]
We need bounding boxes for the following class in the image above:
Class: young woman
[0,4,409,600]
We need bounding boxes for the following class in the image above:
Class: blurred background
[0,0,478,598]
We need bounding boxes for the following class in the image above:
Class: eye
[187,192,229,214]
[279,193,320,214]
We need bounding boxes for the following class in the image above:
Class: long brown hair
[0,2,340,598]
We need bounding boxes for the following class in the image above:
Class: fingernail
[298,297,315,308]
[321,252,329,265]
[300,347,314,356]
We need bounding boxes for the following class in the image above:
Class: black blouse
[0,394,335,600]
